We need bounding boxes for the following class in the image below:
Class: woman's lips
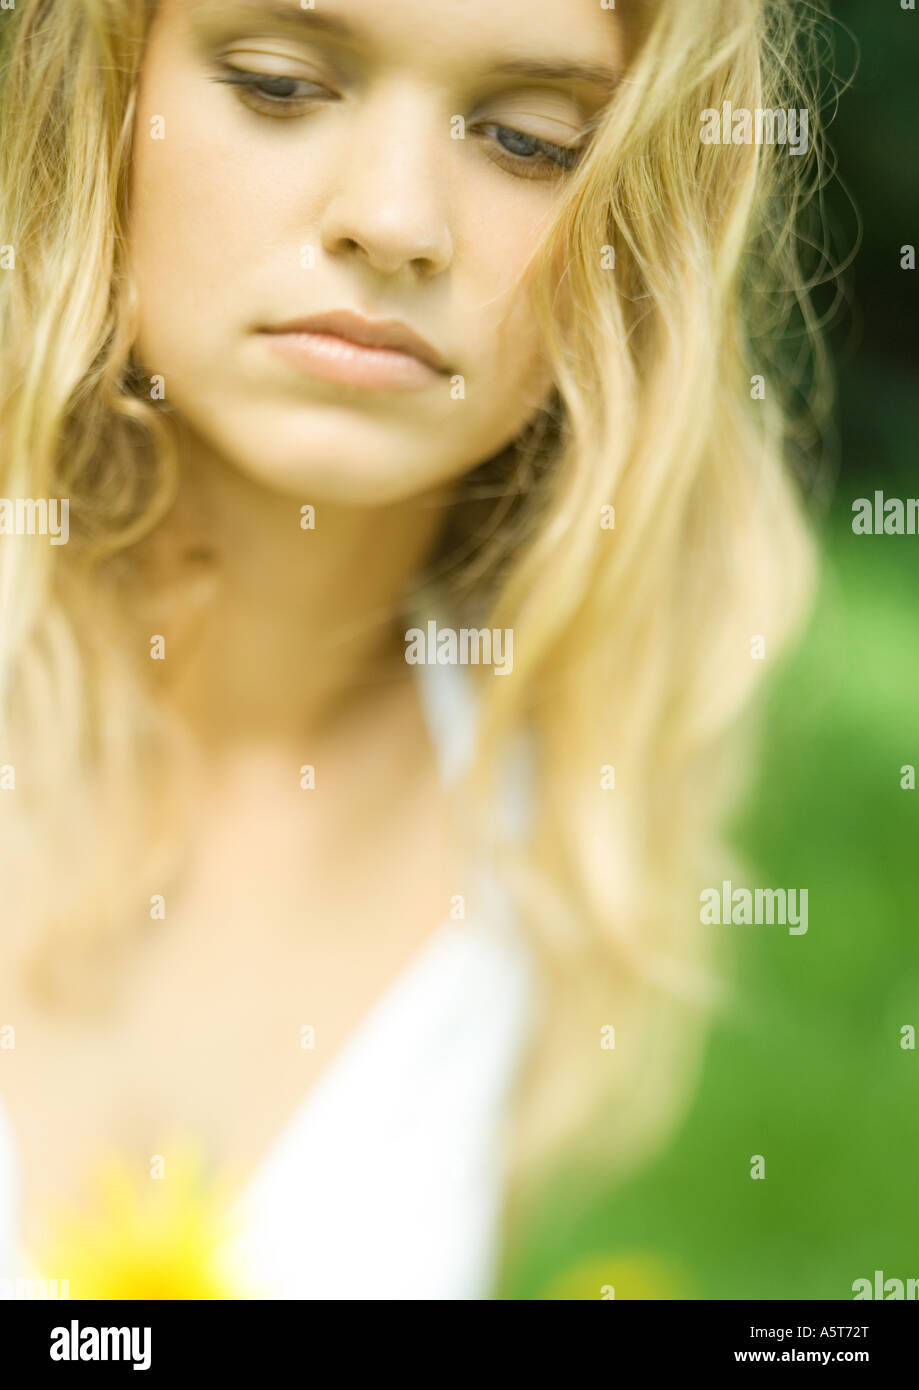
[258,330,446,392]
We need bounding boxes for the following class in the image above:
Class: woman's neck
[134,423,454,754]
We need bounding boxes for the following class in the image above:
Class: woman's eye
[478,123,583,181]
[213,68,583,177]
[215,65,331,115]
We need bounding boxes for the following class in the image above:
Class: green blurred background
[500,1,919,1300]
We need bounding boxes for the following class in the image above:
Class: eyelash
[214,67,584,181]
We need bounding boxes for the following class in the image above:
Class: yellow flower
[540,1251,692,1300]
[30,1140,255,1300]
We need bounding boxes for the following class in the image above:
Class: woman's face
[129,0,621,505]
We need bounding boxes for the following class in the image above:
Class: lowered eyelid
[191,20,357,82]
[468,89,600,136]
[219,52,328,82]
[217,34,337,62]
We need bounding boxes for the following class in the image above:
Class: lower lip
[259,331,444,392]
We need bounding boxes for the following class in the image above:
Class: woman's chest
[0,761,460,1269]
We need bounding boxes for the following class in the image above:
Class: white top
[0,653,540,1300]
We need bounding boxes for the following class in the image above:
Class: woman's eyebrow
[488,59,619,93]
[190,1,361,44]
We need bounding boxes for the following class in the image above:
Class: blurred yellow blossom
[541,1251,692,1300]
[29,1140,256,1300]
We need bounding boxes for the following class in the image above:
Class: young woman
[0,0,825,1298]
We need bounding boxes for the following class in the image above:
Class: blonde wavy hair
[0,0,832,1227]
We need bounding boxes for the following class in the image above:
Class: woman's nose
[318,92,455,278]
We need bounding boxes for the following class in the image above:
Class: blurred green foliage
[500,1,918,1300]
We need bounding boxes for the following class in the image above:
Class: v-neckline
[226,906,460,1224]
[225,651,477,1218]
